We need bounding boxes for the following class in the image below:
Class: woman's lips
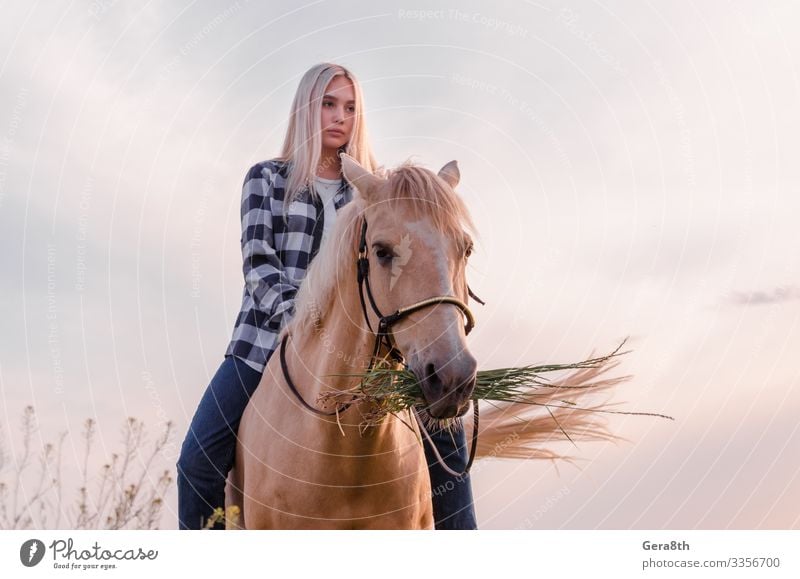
[326,129,345,136]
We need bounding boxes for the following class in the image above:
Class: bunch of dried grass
[319,338,672,444]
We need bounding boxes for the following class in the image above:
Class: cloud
[727,285,800,306]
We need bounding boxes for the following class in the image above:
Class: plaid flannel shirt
[225,159,354,373]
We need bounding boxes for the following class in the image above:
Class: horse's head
[341,153,478,419]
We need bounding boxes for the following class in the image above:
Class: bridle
[279,216,484,476]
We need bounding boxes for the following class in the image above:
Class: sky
[1,0,799,529]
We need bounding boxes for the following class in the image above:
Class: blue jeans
[177,355,477,529]
[422,419,478,530]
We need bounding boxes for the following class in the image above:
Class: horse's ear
[341,153,384,202]
[438,160,460,189]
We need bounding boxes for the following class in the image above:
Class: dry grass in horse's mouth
[319,337,673,436]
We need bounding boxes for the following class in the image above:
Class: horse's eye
[375,247,392,261]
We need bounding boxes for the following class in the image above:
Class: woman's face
[320,75,356,151]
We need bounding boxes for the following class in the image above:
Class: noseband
[279,216,483,476]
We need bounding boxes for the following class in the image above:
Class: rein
[279,216,484,477]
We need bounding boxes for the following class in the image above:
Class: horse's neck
[285,295,411,453]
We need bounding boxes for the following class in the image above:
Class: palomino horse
[226,154,622,529]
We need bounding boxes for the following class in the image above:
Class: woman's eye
[465,244,473,258]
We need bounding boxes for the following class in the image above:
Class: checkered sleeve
[240,164,298,332]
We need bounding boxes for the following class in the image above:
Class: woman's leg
[176,356,262,530]
[423,420,478,530]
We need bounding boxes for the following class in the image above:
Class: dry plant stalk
[0,406,173,530]
[203,505,241,530]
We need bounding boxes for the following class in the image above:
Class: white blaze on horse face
[396,219,465,352]
[389,233,413,291]
[401,219,455,293]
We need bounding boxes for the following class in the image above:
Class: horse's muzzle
[414,353,477,419]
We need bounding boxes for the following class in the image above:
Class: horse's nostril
[425,363,436,379]
[423,362,445,395]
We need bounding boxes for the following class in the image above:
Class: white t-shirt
[313,175,342,243]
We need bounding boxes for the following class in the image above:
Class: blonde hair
[277,63,378,212]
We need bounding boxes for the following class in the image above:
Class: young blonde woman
[176,63,477,530]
